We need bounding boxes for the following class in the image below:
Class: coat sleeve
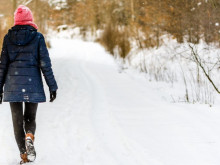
[0,35,9,93]
[38,34,58,92]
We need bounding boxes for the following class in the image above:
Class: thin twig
[189,44,220,94]
[24,0,33,5]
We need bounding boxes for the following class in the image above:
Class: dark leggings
[10,102,38,154]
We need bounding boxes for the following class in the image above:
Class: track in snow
[1,38,220,165]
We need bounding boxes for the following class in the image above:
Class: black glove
[0,93,2,104]
[50,90,57,102]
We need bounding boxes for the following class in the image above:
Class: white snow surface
[1,38,220,165]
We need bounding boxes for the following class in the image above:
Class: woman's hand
[0,93,2,104]
[50,91,57,102]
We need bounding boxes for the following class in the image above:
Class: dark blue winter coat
[0,25,58,103]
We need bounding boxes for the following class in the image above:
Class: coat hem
[3,99,46,103]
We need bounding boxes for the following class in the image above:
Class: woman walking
[0,5,58,164]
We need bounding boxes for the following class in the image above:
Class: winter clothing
[50,90,57,102]
[4,6,56,164]
[10,102,38,154]
[20,152,29,164]
[25,133,36,162]
[0,93,2,104]
[14,5,38,29]
[0,25,58,103]
[26,133,35,142]
[23,103,38,135]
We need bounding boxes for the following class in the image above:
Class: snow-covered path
[1,38,220,165]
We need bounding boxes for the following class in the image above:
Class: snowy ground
[127,36,220,105]
[1,38,220,165]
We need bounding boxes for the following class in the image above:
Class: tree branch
[189,44,220,94]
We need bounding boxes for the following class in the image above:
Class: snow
[1,37,220,165]
[48,26,103,42]
[191,7,195,11]
[127,35,220,105]
[48,0,68,10]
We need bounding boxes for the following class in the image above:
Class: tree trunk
[130,0,134,22]
[13,0,17,12]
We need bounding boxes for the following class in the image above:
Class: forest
[0,0,219,56]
